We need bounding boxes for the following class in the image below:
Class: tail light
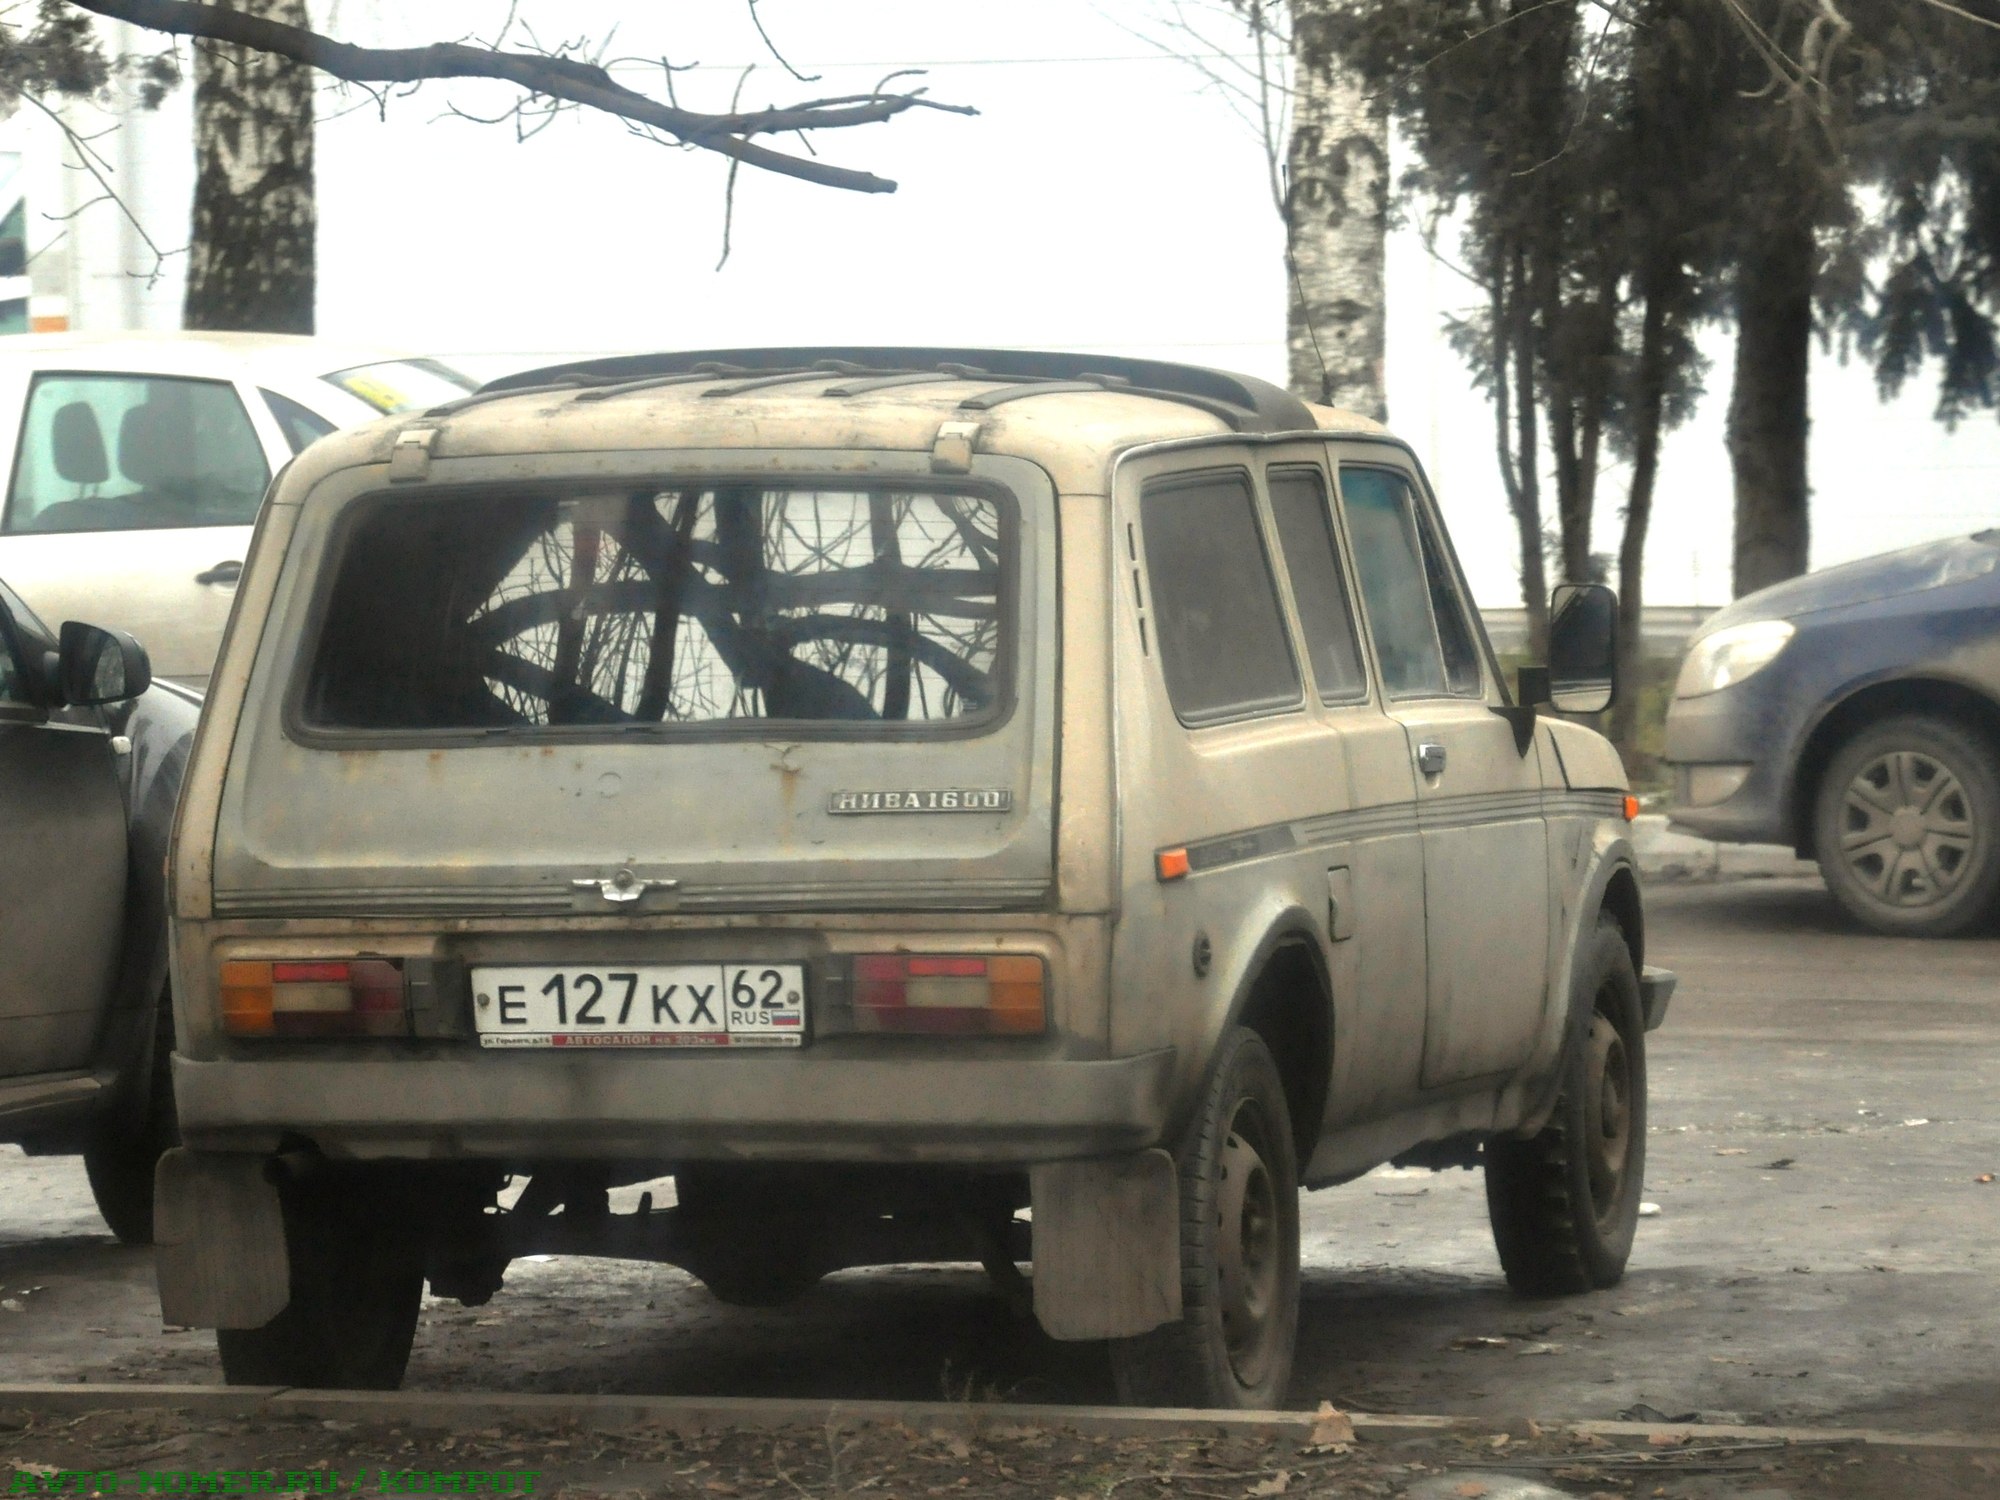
[850,954,1046,1035]
[219,960,408,1037]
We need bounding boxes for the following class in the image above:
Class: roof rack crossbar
[701,362,877,398]
[956,380,1114,411]
[957,375,1255,431]
[570,365,756,404]
[823,371,955,397]
[423,372,608,418]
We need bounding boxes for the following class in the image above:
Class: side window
[262,389,339,455]
[1141,470,1301,725]
[1339,466,1448,698]
[0,584,43,709]
[1266,466,1368,701]
[1410,497,1485,696]
[5,373,271,535]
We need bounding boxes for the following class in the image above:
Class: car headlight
[1674,619,1796,698]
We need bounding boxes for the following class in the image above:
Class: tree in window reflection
[463,488,1002,726]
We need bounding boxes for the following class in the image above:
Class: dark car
[1663,528,2000,936]
[0,577,200,1239]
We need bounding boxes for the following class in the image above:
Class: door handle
[195,559,243,586]
[1417,741,1447,777]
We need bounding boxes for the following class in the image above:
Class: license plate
[471,964,806,1049]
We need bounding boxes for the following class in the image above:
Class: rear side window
[1141,471,1301,725]
[1267,467,1368,701]
[5,373,270,533]
[300,486,1008,734]
[262,389,338,455]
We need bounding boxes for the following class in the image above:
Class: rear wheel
[1485,914,1646,1296]
[1108,1027,1299,1409]
[216,1172,424,1389]
[83,1000,178,1246]
[1813,715,2000,937]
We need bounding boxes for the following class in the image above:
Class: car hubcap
[1215,1104,1280,1388]
[1838,750,1977,909]
[1583,1011,1630,1228]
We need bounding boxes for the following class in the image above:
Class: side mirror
[57,621,152,706]
[1546,582,1618,714]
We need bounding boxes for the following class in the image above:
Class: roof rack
[476,347,1320,434]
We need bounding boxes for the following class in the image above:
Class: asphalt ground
[3,875,1996,1436]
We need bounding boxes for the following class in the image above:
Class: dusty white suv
[156,348,1672,1407]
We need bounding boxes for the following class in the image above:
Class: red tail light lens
[851,954,1047,1035]
[219,959,408,1037]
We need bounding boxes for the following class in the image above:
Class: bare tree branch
[61,0,975,193]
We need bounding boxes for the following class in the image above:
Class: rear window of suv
[298,485,1008,735]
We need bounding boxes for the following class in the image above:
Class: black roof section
[475,347,1320,435]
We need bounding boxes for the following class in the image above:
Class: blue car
[1663,529,2000,936]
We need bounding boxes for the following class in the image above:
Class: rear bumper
[170,1047,1178,1165]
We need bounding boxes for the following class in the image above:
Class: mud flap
[1639,966,1677,1031]
[153,1148,289,1330]
[1028,1148,1181,1340]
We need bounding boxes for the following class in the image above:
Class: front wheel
[1812,715,2000,937]
[216,1172,424,1389]
[1485,914,1646,1296]
[1109,1027,1299,1408]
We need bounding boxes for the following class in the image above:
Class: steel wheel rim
[1583,1009,1631,1228]
[1837,749,1978,910]
[1215,1102,1281,1389]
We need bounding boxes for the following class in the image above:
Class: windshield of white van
[299,486,1007,733]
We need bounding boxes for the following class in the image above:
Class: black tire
[82,1001,178,1246]
[1812,714,2000,938]
[673,1168,831,1308]
[1108,1026,1300,1409]
[216,1173,424,1389]
[1485,913,1646,1296]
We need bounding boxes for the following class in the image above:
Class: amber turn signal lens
[1156,847,1191,881]
[1623,795,1640,822]
[219,958,408,1037]
[851,953,1047,1035]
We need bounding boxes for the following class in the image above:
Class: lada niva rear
[156,348,1673,1406]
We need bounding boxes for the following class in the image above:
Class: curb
[0,1386,1994,1454]
[1629,814,1817,884]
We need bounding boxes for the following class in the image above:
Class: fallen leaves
[1245,1471,1292,1496]
[1304,1402,1354,1451]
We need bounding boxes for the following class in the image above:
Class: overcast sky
[135,3,2000,605]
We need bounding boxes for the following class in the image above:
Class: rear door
[0,589,127,1078]
[0,371,271,684]
[1336,461,1551,1090]
[1259,455,1429,1120]
[212,456,1059,915]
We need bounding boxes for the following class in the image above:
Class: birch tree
[1141,2,1387,417]
[184,0,313,332]
[1286,3,1386,419]
[5,2,970,331]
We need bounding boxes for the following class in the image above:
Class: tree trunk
[1611,278,1673,759]
[1494,246,1548,655]
[1284,30,1387,419]
[184,0,315,333]
[1726,213,1814,597]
